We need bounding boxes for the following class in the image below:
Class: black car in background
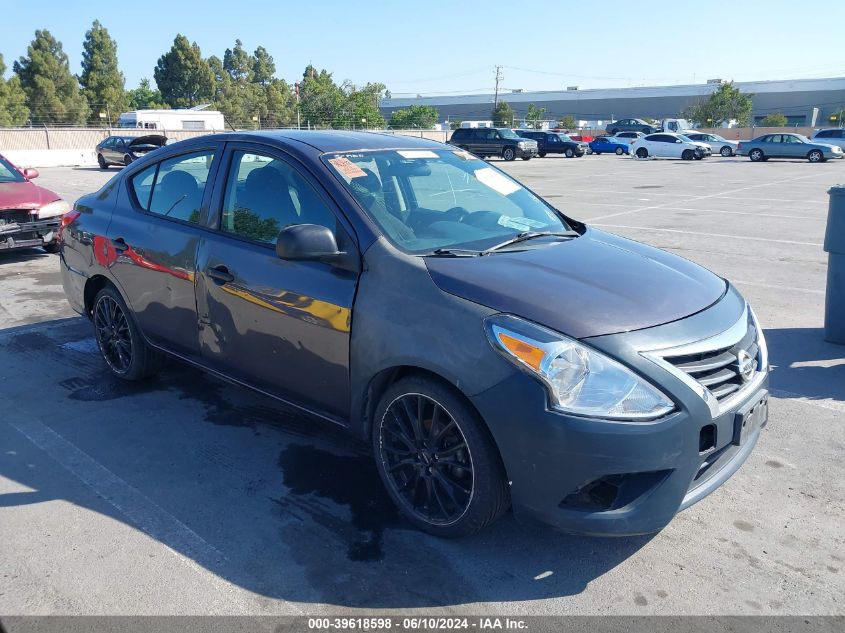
[516,130,588,158]
[96,135,167,169]
[605,118,657,135]
[60,131,768,538]
[448,127,538,161]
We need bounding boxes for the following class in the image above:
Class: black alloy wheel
[682,149,694,160]
[373,376,509,537]
[94,293,133,375]
[636,147,648,158]
[502,147,516,161]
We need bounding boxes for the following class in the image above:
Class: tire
[636,147,648,159]
[502,147,516,161]
[97,154,108,169]
[372,375,510,538]
[564,148,574,158]
[615,147,624,155]
[642,127,651,133]
[720,146,733,157]
[92,285,161,381]
[521,156,531,161]
[808,150,824,163]
[123,154,133,166]
[682,149,694,160]
[43,241,60,254]
[749,148,764,162]
[538,152,547,158]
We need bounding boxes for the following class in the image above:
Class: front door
[195,144,359,419]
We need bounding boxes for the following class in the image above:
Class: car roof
[192,130,449,153]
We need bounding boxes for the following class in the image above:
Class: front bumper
[516,146,539,158]
[0,217,60,251]
[471,285,768,536]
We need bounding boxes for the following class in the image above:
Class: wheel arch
[83,274,114,318]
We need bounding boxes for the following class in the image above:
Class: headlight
[485,314,675,420]
[38,199,72,219]
[517,141,527,148]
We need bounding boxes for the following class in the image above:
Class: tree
[14,29,89,125]
[492,100,515,127]
[558,115,577,130]
[251,46,275,86]
[526,103,546,128]
[683,81,753,127]
[0,54,29,126]
[79,20,128,124]
[127,78,167,110]
[389,104,438,129]
[338,81,385,129]
[299,65,344,127]
[760,112,788,127]
[223,39,252,83]
[154,34,214,108]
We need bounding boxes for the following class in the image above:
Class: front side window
[129,150,215,223]
[498,128,520,139]
[324,149,569,254]
[0,156,25,183]
[220,151,336,244]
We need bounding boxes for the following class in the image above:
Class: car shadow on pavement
[0,248,53,265]
[764,327,845,402]
[0,317,653,609]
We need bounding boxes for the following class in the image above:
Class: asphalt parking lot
[1,155,843,616]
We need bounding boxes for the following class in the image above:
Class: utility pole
[493,65,503,108]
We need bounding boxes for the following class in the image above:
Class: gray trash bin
[824,185,845,344]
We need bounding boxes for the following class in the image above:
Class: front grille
[0,209,35,226]
[665,319,759,402]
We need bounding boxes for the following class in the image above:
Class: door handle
[207,265,234,284]
[111,237,129,253]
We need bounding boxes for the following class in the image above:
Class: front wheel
[564,148,574,158]
[373,376,510,538]
[808,150,824,163]
[636,147,648,159]
[749,148,764,162]
[615,147,624,155]
[123,154,133,166]
[502,147,516,161]
[682,149,694,160]
[720,146,733,157]
[538,152,546,158]
[92,286,161,381]
[97,154,108,169]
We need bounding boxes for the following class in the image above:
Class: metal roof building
[380,77,845,126]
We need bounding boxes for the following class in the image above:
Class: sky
[2,0,845,96]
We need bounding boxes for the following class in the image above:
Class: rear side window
[816,130,834,138]
[128,150,215,223]
[451,129,469,140]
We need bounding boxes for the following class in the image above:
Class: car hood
[129,134,167,148]
[425,228,727,339]
[0,180,60,211]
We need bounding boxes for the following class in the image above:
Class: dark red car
[0,153,69,253]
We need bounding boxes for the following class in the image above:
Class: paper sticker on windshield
[452,150,478,161]
[328,156,367,179]
[474,167,521,196]
[497,216,545,230]
[397,150,438,159]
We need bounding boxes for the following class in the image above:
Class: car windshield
[323,149,570,254]
[556,134,573,142]
[794,134,810,143]
[0,156,25,183]
[498,128,520,139]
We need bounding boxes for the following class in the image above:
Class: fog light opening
[699,424,717,453]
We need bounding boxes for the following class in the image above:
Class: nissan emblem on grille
[736,349,756,382]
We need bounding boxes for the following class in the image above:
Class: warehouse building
[380,77,845,127]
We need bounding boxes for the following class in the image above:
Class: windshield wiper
[481,230,579,255]
[427,247,482,257]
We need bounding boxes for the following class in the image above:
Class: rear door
[195,143,359,419]
[108,144,222,358]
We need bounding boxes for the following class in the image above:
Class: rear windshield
[323,149,569,254]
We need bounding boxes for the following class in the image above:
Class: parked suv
[606,118,657,135]
[516,130,587,158]
[810,128,845,146]
[449,127,538,161]
[60,131,768,538]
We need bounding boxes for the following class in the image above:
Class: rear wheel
[373,375,510,538]
[97,154,108,169]
[564,148,574,158]
[636,147,648,159]
[123,154,133,166]
[615,147,624,155]
[808,150,824,163]
[682,149,694,160]
[92,286,161,381]
[502,147,516,161]
[538,152,546,158]
[749,148,764,162]
[521,156,531,161]
[720,146,733,157]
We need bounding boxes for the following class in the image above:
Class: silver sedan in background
[737,133,844,162]
[684,132,739,157]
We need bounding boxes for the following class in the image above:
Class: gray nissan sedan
[59,131,769,537]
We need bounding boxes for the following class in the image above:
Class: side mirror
[276,224,341,261]
[23,167,39,179]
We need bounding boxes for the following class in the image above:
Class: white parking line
[6,414,292,614]
[589,172,831,222]
[593,224,823,247]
